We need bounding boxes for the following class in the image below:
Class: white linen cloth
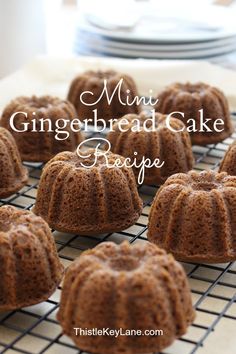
[1,55,236,113]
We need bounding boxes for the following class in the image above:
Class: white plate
[75,43,236,60]
[78,4,236,43]
[76,28,236,52]
[75,36,236,60]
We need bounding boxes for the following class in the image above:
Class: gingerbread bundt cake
[57,241,195,354]
[107,111,194,185]
[67,70,140,124]
[34,149,143,234]
[156,83,233,145]
[0,127,28,198]
[219,140,236,176]
[0,206,64,311]
[148,170,236,263]
[1,95,84,162]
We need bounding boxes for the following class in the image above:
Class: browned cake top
[164,170,236,192]
[111,111,187,131]
[45,149,130,170]
[0,205,50,235]
[161,82,220,95]
[82,70,118,80]
[3,95,75,114]
[67,241,182,275]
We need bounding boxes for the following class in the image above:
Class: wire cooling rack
[0,118,236,354]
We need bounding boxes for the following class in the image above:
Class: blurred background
[1,0,236,78]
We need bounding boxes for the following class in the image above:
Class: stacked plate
[74,2,236,60]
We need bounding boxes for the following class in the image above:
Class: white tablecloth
[1,55,236,112]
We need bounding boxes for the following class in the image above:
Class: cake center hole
[191,182,219,191]
[75,153,106,168]
[178,83,205,94]
[96,70,114,79]
[109,256,140,271]
[29,98,51,109]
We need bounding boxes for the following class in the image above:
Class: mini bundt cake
[107,111,194,185]
[67,70,141,124]
[0,127,28,198]
[1,95,84,162]
[219,140,236,175]
[148,170,236,263]
[57,241,195,354]
[156,83,233,145]
[33,149,143,234]
[0,206,64,311]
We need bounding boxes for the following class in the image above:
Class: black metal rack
[0,122,236,354]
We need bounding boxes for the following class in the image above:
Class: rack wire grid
[0,117,236,354]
